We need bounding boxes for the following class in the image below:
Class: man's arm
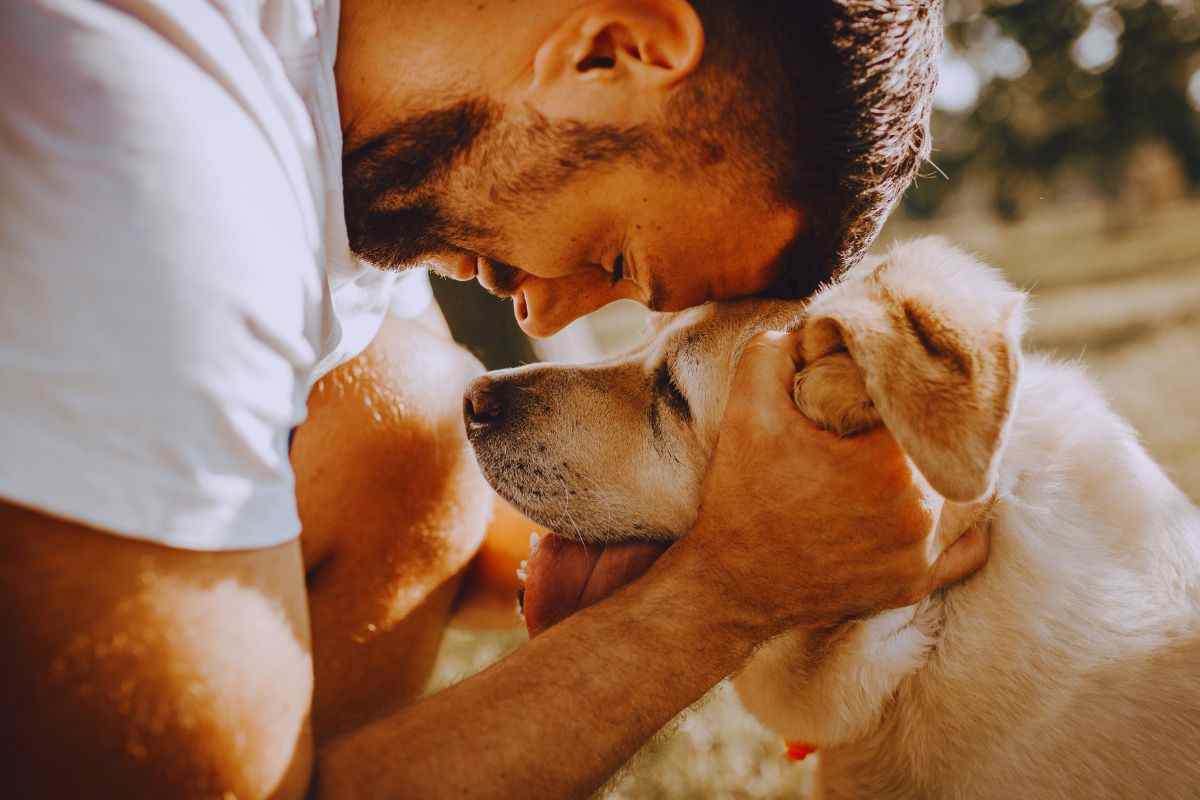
[0,333,986,799]
[0,502,315,800]
[0,498,733,800]
[317,542,751,800]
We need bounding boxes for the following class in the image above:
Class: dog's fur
[467,238,1200,799]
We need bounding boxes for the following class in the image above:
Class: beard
[340,98,652,271]
[341,99,498,270]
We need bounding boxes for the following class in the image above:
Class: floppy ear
[800,238,1026,503]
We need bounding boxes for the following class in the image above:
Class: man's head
[338,0,943,336]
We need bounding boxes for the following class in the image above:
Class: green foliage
[904,0,1200,219]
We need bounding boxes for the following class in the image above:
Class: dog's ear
[800,238,1026,502]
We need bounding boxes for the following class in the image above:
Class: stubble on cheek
[340,99,501,269]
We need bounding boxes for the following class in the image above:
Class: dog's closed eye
[653,361,691,421]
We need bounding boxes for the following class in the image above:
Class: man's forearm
[314,544,755,800]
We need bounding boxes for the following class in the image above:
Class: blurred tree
[904,0,1200,219]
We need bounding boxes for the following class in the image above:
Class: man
[0,1,985,798]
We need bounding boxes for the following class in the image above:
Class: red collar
[784,740,818,761]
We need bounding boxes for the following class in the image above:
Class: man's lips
[470,256,531,325]
[523,535,671,637]
[431,251,479,281]
[477,257,525,296]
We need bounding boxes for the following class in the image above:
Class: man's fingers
[925,520,991,593]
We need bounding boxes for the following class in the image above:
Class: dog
[465,237,1200,799]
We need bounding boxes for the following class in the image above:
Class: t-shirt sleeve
[0,2,323,550]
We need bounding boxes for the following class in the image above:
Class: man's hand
[683,331,991,638]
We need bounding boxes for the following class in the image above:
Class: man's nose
[463,377,512,433]
[516,271,635,338]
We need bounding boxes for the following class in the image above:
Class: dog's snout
[464,377,509,432]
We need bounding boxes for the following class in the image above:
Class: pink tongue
[524,536,670,637]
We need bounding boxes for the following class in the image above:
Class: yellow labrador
[465,238,1200,799]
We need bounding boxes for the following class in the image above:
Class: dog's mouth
[523,534,671,637]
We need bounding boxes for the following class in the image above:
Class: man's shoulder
[2,0,325,282]
[0,0,336,552]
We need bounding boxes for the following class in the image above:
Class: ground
[431,199,1200,799]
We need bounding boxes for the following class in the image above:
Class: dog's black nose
[464,377,508,431]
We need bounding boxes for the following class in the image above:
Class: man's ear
[527,0,704,123]
[801,238,1026,503]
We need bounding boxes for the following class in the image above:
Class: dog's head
[465,238,1026,543]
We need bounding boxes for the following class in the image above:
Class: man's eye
[610,254,625,286]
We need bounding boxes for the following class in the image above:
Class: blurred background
[432,1,1200,796]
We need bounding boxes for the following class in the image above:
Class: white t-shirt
[0,0,432,550]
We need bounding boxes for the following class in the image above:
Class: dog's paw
[792,352,880,436]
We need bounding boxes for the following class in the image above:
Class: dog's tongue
[524,535,670,637]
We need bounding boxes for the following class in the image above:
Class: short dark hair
[672,1,943,297]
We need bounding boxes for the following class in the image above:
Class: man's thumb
[737,330,802,388]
